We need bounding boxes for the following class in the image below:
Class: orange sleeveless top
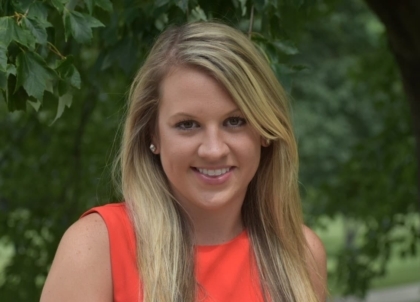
[82,203,264,302]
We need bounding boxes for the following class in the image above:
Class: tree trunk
[364,0,420,208]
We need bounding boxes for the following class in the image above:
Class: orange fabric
[82,203,264,302]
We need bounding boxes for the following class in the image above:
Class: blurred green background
[1,0,419,301]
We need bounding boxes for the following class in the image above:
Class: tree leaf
[28,98,42,111]
[253,0,266,11]
[272,40,299,55]
[13,0,33,12]
[95,0,113,11]
[0,70,6,89]
[0,17,36,49]
[188,6,207,22]
[239,0,247,16]
[85,15,105,28]
[154,13,168,31]
[56,56,81,89]
[23,17,48,45]
[50,0,65,12]
[7,64,16,76]
[27,2,52,28]
[155,0,170,7]
[63,11,93,43]
[176,0,189,13]
[50,93,72,125]
[7,82,28,112]
[16,51,54,100]
[84,0,94,14]
[0,17,15,47]
[0,42,7,72]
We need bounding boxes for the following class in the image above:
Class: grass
[0,238,14,286]
[314,215,420,296]
[371,252,420,289]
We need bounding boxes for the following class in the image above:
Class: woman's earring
[265,139,271,146]
[150,144,157,153]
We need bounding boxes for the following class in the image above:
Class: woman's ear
[150,135,160,154]
[261,137,271,147]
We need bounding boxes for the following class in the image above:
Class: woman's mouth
[196,167,231,177]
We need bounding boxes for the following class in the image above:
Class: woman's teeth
[198,168,230,176]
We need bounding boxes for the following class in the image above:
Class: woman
[41,22,327,302]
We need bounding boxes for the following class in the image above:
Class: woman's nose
[197,128,229,160]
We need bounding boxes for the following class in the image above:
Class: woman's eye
[176,120,198,130]
[226,116,246,127]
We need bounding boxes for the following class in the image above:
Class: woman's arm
[303,225,328,302]
[40,213,113,302]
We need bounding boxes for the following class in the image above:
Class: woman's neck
[188,207,244,246]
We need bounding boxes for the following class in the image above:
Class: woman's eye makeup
[225,116,246,127]
[175,119,198,130]
[174,115,246,130]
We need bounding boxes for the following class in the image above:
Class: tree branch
[248,6,255,39]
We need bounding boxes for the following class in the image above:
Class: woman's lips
[192,167,235,184]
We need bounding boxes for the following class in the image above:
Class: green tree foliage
[292,0,419,297]
[0,0,332,300]
[0,0,418,300]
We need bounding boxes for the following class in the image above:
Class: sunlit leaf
[50,93,72,125]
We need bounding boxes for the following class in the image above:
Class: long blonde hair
[117,22,318,302]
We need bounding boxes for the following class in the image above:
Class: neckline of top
[195,229,248,250]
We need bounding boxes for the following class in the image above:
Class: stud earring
[265,138,271,146]
[150,144,156,153]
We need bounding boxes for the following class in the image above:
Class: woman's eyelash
[174,115,247,130]
[225,115,247,126]
[175,119,198,130]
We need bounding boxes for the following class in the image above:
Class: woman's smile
[153,65,262,215]
[192,166,235,185]
[195,167,232,177]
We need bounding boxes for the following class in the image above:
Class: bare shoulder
[40,213,112,302]
[303,225,328,302]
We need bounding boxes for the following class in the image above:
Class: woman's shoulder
[302,225,328,302]
[40,211,113,302]
[303,225,326,260]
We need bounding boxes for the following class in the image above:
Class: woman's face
[153,65,262,217]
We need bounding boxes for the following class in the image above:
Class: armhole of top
[81,203,141,302]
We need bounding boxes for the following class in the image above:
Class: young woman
[41,22,327,302]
